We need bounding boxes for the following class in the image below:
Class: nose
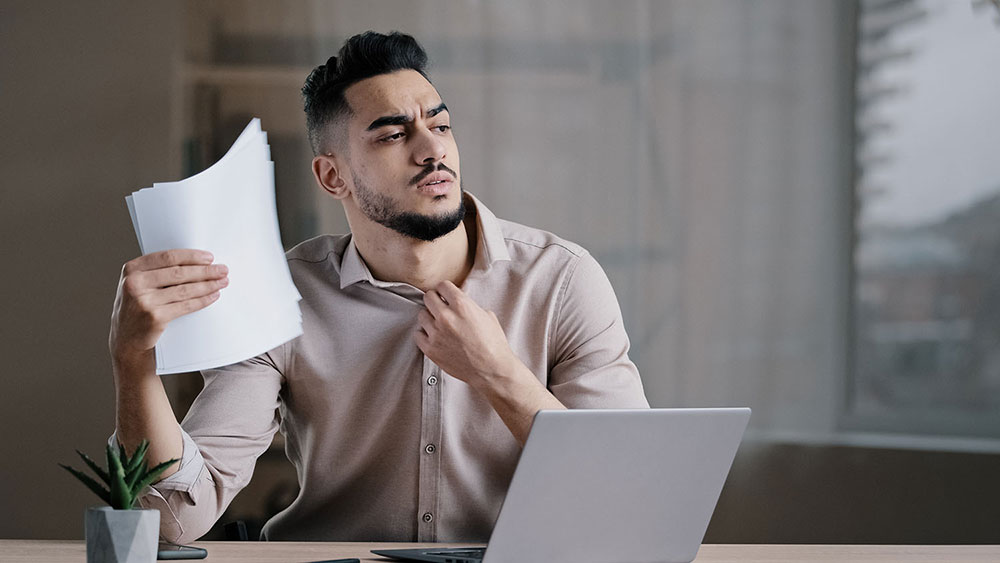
[413,127,447,166]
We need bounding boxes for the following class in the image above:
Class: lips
[417,179,453,196]
[415,171,455,196]
[417,171,455,189]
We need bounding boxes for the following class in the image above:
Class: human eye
[434,124,451,133]
[378,131,405,143]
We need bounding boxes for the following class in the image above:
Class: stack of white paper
[126,118,302,375]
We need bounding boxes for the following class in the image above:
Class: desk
[2,540,998,562]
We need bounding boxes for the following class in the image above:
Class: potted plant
[61,439,179,563]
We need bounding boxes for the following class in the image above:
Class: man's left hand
[415,280,518,391]
[416,280,566,444]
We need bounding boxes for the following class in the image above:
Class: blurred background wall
[2,0,998,543]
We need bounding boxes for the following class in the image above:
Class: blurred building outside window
[849,0,1000,441]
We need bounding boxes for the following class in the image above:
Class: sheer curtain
[185,0,855,438]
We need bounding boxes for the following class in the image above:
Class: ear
[312,153,350,200]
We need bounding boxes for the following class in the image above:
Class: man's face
[339,69,463,241]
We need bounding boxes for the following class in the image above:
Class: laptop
[372,407,750,563]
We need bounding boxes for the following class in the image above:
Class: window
[849,0,1000,438]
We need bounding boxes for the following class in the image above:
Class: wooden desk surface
[2,540,998,562]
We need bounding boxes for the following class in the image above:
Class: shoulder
[494,218,607,300]
[283,234,352,288]
[498,217,587,262]
[285,234,350,265]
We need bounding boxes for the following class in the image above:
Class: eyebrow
[366,102,449,131]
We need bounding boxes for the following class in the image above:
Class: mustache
[409,163,457,186]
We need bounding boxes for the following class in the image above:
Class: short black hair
[302,31,430,155]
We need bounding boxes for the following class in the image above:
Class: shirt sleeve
[547,251,650,408]
[108,349,285,544]
[108,426,205,493]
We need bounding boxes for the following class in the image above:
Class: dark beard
[352,172,466,242]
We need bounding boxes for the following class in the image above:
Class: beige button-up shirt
[127,193,648,544]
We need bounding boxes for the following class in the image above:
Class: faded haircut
[301,31,430,155]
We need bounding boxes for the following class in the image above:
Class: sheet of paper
[126,118,302,375]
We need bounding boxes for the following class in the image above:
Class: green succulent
[60,439,179,510]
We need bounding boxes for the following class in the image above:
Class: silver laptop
[372,407,750,563]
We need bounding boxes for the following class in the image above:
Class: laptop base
[371,547,485,562]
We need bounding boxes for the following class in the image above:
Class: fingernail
[220,277,229,286]
[202,251,215,262]
[217,265,229,274]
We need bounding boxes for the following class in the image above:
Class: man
[109,31,648,544]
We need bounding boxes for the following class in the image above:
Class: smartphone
[157,542,208,560]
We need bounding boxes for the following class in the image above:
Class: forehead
[343,70,443,125]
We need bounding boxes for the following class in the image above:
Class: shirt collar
[339,191,511,290]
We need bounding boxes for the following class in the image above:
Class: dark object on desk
[224,520,249,541]
[157,542,207,560]
[305,559,361,563]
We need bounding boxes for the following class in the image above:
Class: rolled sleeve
[107,427,205,541]
[108,428,205,495]
[548,252,650,408]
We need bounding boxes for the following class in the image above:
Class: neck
[348,208,478,292]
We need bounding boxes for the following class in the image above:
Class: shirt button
[427,375,438,386]
[422,512,434,523]
[424,443,436,454]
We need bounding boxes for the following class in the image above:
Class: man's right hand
[109,249,225,480]
[109,249,229,369]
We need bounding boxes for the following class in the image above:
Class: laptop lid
[481,407,750,563]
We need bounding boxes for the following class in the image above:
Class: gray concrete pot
[85,506,159,563]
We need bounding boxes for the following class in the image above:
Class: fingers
[132,264,229,293]
[156,291,223,323]
[414,326,430,353]
[423,289,448,318]
[146,276,230,306]
[123,249,214,276]
[435,280,464,304]
[112,250,227,357]
[417,309,436,333]
[423,281,467,317]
